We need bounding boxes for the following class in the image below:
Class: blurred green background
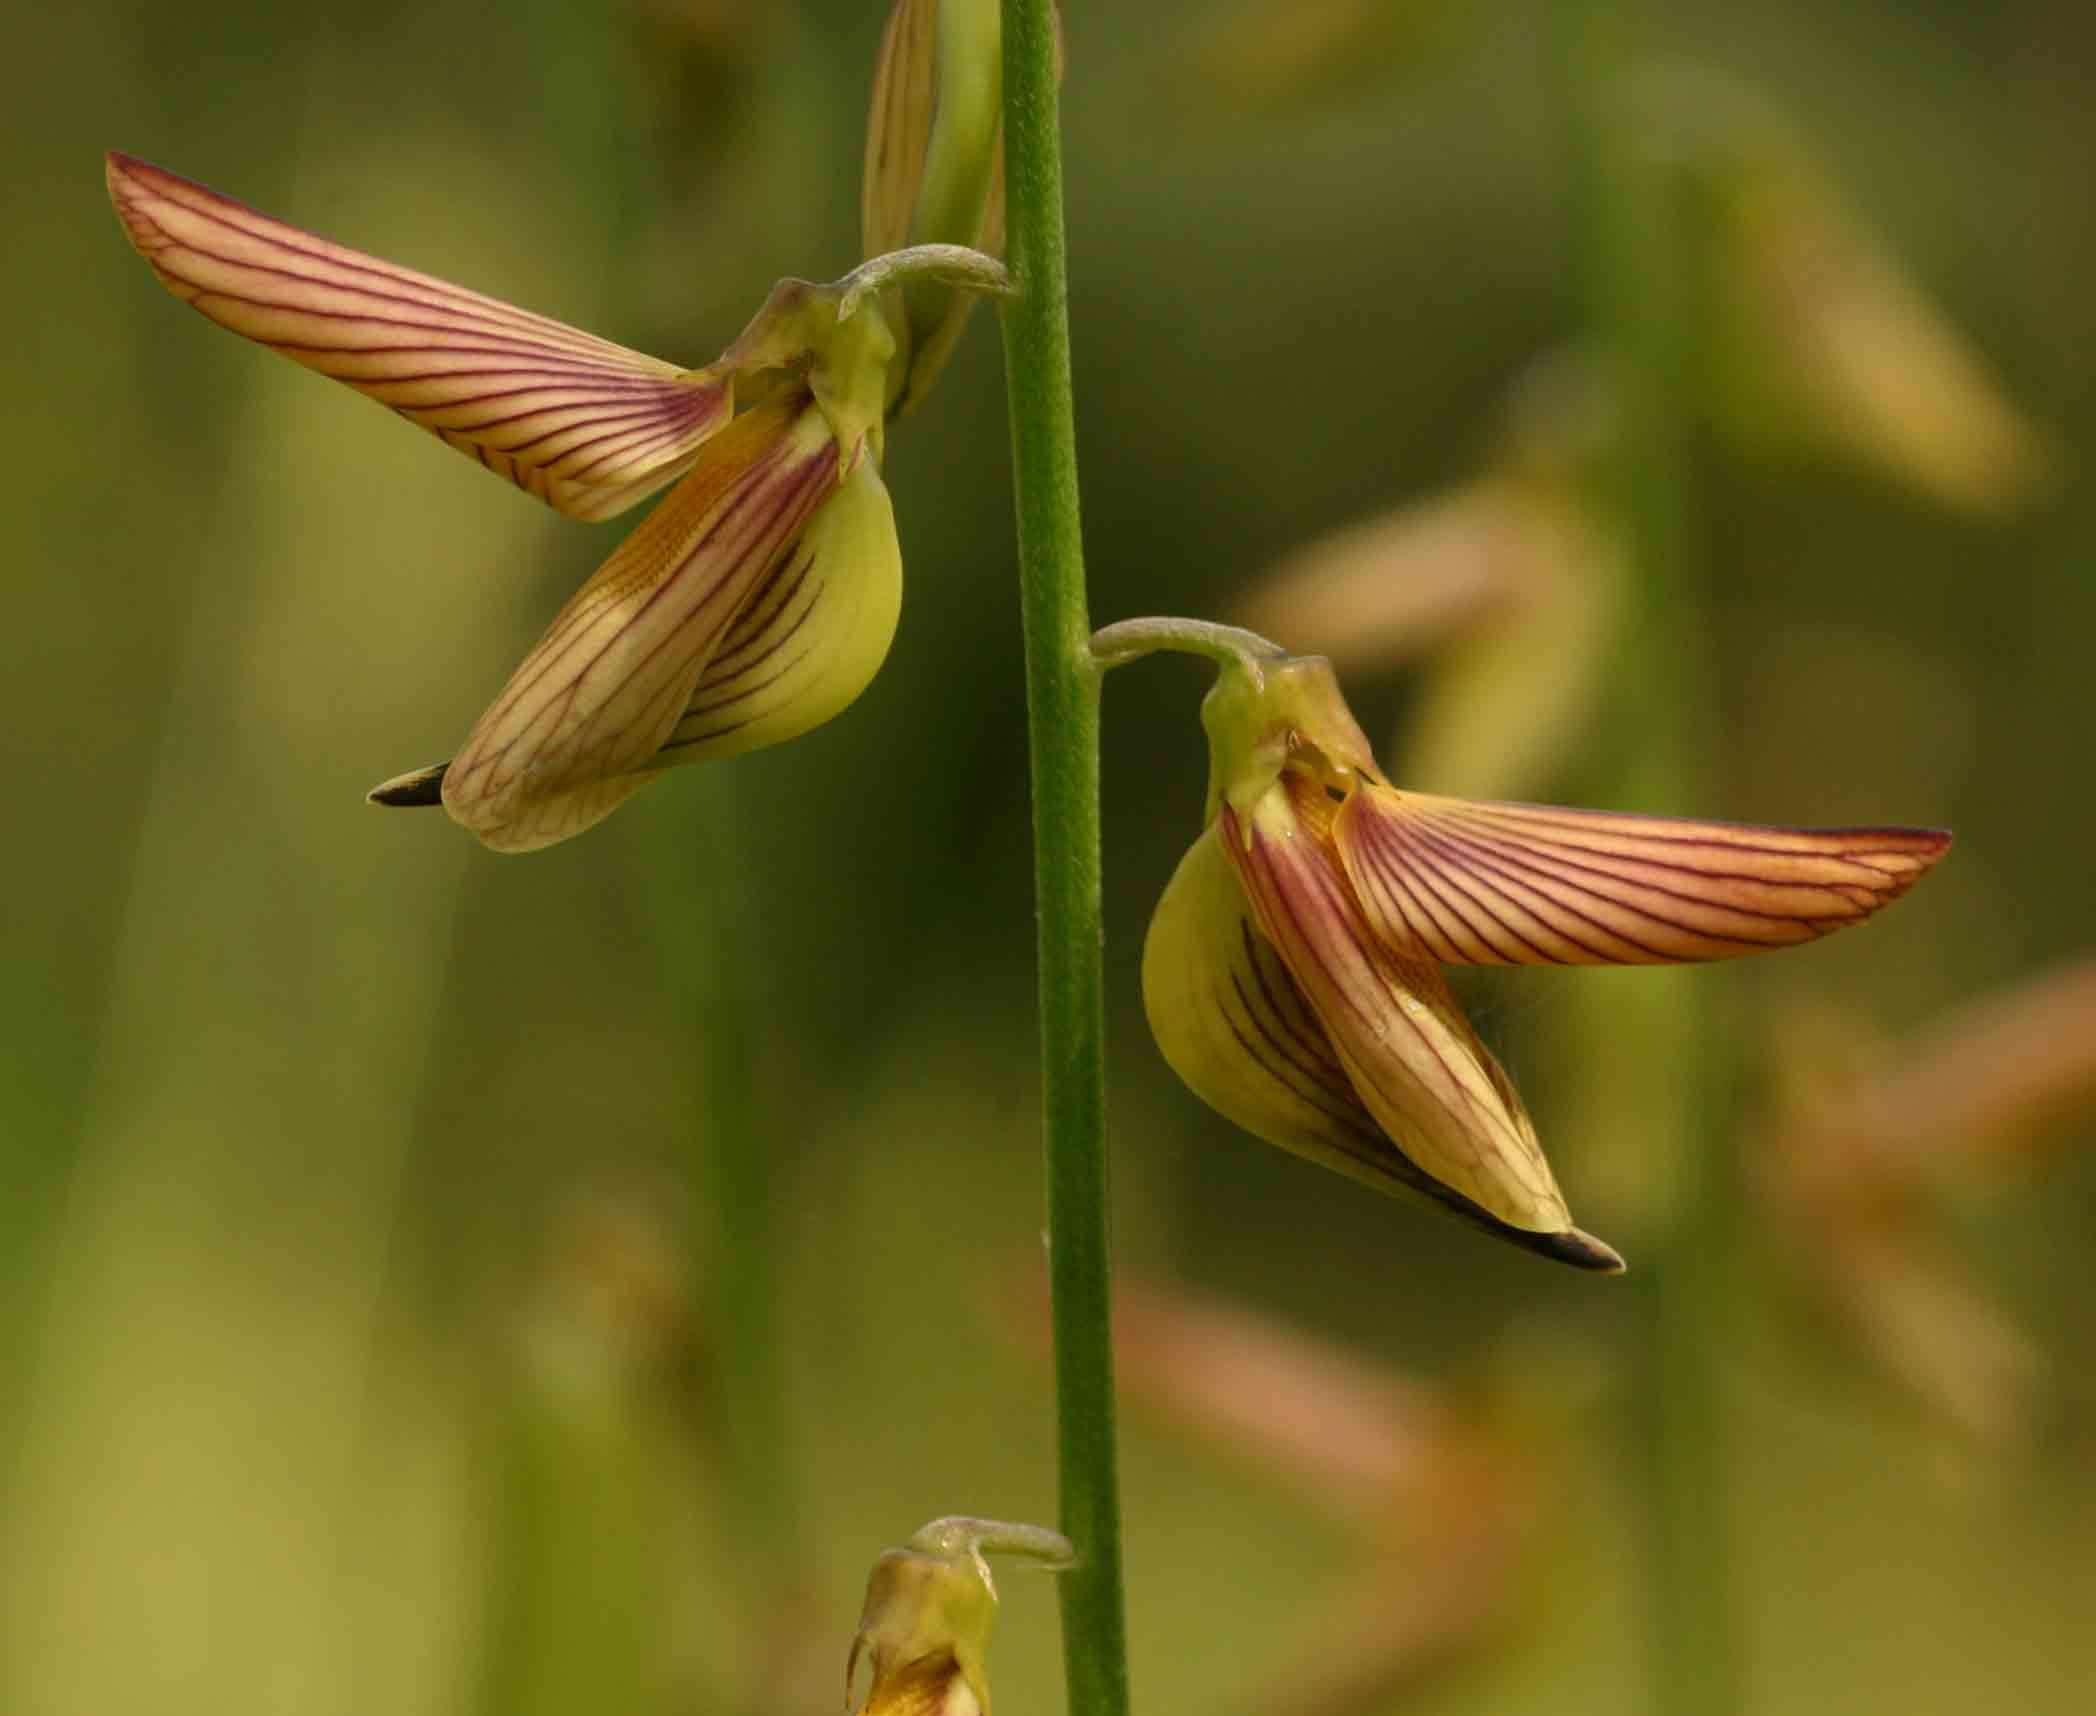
[5,2,2093,1713]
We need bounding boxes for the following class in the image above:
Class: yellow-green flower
[848,1517,1072,1716]
[108,10,1017,850]
[1131,634,1950,1271]
[105,151,911,852]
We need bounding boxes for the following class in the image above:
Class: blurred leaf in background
[1757,960,2096,1449]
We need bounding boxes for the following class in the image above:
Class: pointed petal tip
[1827,821,1953,855]
[104,150,189,221]
[1533,1226,1627,1274]
[1835,820,1954,892]
[438,399,839,851]
[106,149,165,184]
[104,151,164,247]
[368,762,449,807]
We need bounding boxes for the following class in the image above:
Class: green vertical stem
[1558,4,1741,1715]
[997,5,1132,1716]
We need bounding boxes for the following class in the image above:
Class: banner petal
[439,399,837,851]
[107,152,729,522]
[1337,785,1950,966]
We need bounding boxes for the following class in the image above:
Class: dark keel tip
[367,760,449,807]
[1533,1225,1628,1274]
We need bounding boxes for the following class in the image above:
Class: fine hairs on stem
[997,2,1133,1712]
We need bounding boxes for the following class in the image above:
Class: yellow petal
[658,455,903,765]
[106,152,730,522]
[439,398,838,851]
[1164,797,1619,1269]
[1144,822,1398,1176]
[1227,785,1567,1233]
[1335,785,1950,966]
[859,1651,982,1716]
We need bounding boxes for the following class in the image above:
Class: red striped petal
[1145,822,1394,1168]
[1336,784,1950,967]
[1221,778,1626,1262]
[658,457,902,765]
[438,398,838,851]
[1144,821,1620,1271]
[106,152,729,522]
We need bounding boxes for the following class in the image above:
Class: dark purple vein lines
[107,152,730,520]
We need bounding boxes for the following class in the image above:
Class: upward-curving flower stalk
[1099,620,1951,1272]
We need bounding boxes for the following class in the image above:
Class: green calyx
[725,245,1009,463]
[848,1516,1073,1716]
[1199,651,1381,824]
[1084,617,1380,823]
[721,276,900,470]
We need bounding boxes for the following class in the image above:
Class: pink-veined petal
[438,397,838,851]
[1142,825,1618,1270]
[106,152,730,522]
[1220,779,1621,1270]
[373,451,900,819]
[1336,785,1950,967]
[657,455,903,765]
[1145,823,1394,1169]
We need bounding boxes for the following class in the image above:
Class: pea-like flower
[1108,623,1950,1271]
[108,6,1015,850]
[848,1516,1072,1716]
[104,152,940,850]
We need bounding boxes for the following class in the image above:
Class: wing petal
[657,456,903,765]
[1337,784,1950,966]
[438,398,837,851]
[1144,823,1396,1174]
[1217,781,1620,1269]
[106,152,729,521]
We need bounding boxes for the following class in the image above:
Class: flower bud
[848,1517,1073,1716]
[862,0,1016,416]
